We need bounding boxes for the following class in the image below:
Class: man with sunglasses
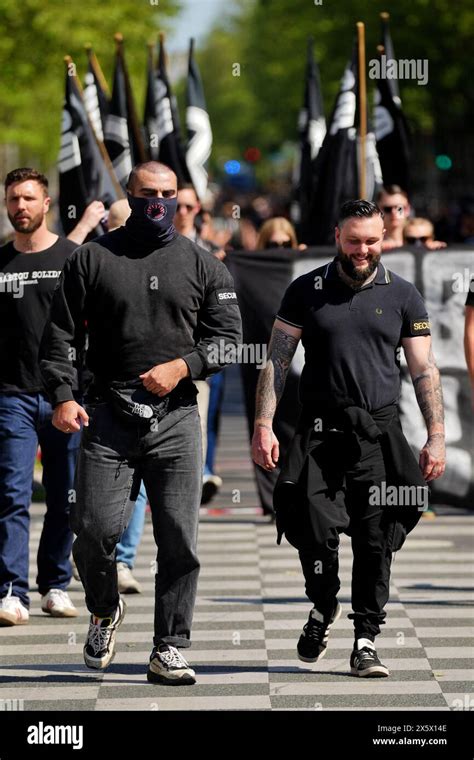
[174,184,222,257]
[403,217,447,250]
[376,185,411,250]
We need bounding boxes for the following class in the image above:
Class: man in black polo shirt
[252,200,446,677]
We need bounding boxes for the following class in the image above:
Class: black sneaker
[350,646,390,677]
[147,644,196,685]
[297,601,342,663]
[83,597,126,670]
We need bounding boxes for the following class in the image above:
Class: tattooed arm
[402,335,446,481]
[252,319,301,470]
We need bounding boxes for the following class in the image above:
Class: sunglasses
[177,203,195,212]
[382,205,405,215]
[265,240,293,249]
[405,236,430,244]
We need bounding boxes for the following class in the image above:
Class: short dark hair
[376,184,409,202]
[338,199,384,227]
[4,168,49,195]
[126,161,176,192]
[177,182,198,199]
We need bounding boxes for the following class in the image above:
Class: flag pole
[84,44,110,98]
[159,32,170,72]
[114,33,148,164]
[356,22,367,199]
[64,55,124,198]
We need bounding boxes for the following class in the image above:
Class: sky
[167,0,236,52]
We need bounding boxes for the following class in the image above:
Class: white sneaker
[84,597,126,670]
[41,589,78,618]
[117,562,142,594]
[147,644,196,685]
[0,584,29,626]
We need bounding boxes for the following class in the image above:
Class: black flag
[296,36,326,242]
[304,40,382,245]
[58,59,121,235]
[373,13,411,190]
[104,35,147,190]
[83,46,110,143]
[186,38,212,200]
[154,34,190,183]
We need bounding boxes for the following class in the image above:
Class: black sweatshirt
[39,229,242,406]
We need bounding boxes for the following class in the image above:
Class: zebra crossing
[0,413,472,713]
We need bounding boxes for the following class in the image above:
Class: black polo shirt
[276,258,430,412]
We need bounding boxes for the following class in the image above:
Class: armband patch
[215,288,238,305]
[410,318,431,335]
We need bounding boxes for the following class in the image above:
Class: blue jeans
[71,399,202,648]
[204,372,225,476]
[115,481,147,568]
[0,393,80,607]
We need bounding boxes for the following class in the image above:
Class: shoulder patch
[215,288,238,305]
[410,318,431,335]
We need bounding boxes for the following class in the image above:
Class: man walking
[0,168,79,625]
[252,200,445,677]
[40,161,241,684]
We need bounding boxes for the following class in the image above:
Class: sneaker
[350,642,390,677]
[0,584,29,626]
[117,562,142,594]
[41,589,78,618]
[83,597,126,670]
[297,601,342,663]
[147,644,196,685]
[201,474,223,505]
[71,557,81,582]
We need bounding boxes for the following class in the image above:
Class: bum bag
[106,378,197,424]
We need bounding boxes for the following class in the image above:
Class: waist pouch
[106,380,196,425]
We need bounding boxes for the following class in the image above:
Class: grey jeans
[71,398,202,648]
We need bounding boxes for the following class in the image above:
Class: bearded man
[252,199,445,677]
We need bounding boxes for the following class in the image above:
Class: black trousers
[285,429,393,641]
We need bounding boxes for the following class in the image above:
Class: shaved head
[126,162,176,194]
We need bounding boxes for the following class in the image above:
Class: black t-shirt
[276,258,431,412]
[0,237,77,393]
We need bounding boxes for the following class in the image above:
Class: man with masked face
[39,162,242,684]
[251,200,446,678]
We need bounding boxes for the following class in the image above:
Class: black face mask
[125,194,178,247]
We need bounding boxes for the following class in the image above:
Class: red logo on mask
[145,201,167,221]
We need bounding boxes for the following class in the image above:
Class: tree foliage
[196,0,473,180]
[0,0,181,167]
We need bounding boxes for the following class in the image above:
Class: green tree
[0,0,181,168]
[194,0,473,185]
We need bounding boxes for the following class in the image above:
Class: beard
[8,211,44,234]
[336,244,381,282]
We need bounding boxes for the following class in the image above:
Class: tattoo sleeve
[255,327,299,423]
[412,346,445,437]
